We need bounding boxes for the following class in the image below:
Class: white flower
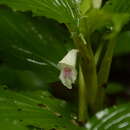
[58,49,78,89]
[92,0,102,9]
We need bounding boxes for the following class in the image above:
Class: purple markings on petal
[63,67,72,79]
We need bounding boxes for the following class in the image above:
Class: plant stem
[95,41,104,66]
[74,34,98,108]
[98,38,116,87]
[78,64,88,123]
[97,37,117,109]
[67,25,98,117]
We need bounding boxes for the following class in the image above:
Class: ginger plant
[57,0,130,123]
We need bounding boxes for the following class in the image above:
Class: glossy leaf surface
[0,86,82,130]
[0,8,73,83]
[86,103,130,129]
[0,0,79,24]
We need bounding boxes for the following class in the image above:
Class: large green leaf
[86,103,130,129]
[0,66,48,90]
[0,0,79,24]
[0,86,83,130]
[0,8,73,83]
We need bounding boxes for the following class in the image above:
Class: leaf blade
[0,8,73,83]
[86,103,130,129]
[0,0,79,23]
[0,86,83,130]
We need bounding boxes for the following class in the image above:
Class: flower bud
[58,49,78,89]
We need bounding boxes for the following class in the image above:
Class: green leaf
[86,103,130,129]
[0,86,83,130]
[103,0,130,13]
[0,8,73,83]
[0,66,48,90]
[0,122,28,130]
[79,10,111,38]
[0,0,79,24]
[80,0,92,15]
[114,31,130,56]
[106,82,124,94]
[80,10,130,38]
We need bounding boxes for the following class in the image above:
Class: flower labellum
[92,0,102,9]
[58,49,78,89]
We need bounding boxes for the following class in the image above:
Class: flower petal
[58,49,78,89]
